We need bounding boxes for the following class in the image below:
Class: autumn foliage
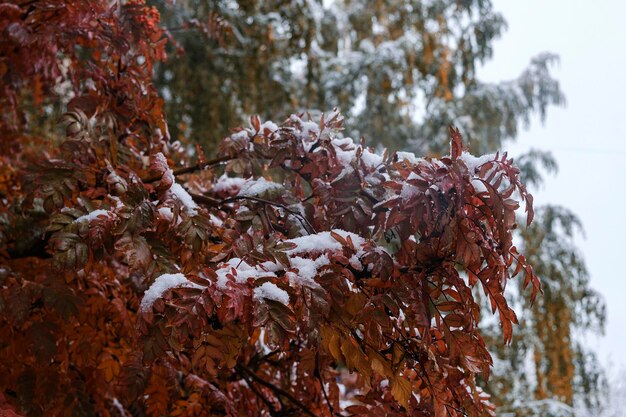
[0,1,541,416]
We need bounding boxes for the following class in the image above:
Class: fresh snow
[111,398,125,416]
[153,152,174,186]
[287,254,330,287]
[74,209,110,223]
[212,175,247,194]
[396,151,425,165]
[253,282,289,305]
[140,273,202,311]
[214,230,368,291]
[300,120,319,139]
[400,172,422,201]
[285,230,366,256]
[215,258,278,288]
[230,130,249,141]
[459,151,496,173]
[329,137,357,166]
[361,148,384,168]
[471,178,488,193]
[311,133,384,170]
[260,121,279,132]
[157,207,174,221]
[169,183,199,216]
[290,115,321,151]
[238,177,282,197]
[208,213,223,227]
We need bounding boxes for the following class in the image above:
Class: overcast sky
[479,0,626,368]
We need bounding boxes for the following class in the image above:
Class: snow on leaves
[0,2,541,414]
[14,104,540,416]
[116,111,539,415]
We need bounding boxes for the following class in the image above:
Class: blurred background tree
[151,0,606,415]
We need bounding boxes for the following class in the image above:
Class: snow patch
[260,121,279,133]
[396,151,425,165]
[286,230,366,256]
[459,151,496,173]
[400,172,422,201]
[140,273,202,311]
[169,183,199,216]
[471,178,488,193]
[238,177,282,197]
[215,258,278,288]
[157,207,173,221]
[361,148,383,168]
[74,209,110,223]
[254,282,289,305]
[212,175,247,194]
[287,255,330,287]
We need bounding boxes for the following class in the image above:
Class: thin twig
[188,193,221,207]
[237,365,317,417]
[241,373,278,415]
[316,354,336,417]
[222,195,316,234]
[142,155,231,183]
[189,192,317,235]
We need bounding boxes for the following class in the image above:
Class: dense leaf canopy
[0,1,604,417]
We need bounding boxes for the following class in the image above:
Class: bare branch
[237,365,317,417]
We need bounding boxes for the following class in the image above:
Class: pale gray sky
[480,0,626,367]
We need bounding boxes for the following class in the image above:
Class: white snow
[213,230,368,291]
[361,148,384,168]
[169,183,199,216]
[299,118,322,151]
[140,273,202,311]
[157,207,173,221]
[152,152,167,166]
[111,398,125,416]
[153,152,174,186]
[253,282,289,305]
[208,213,223,227]
[287,254,330,287]
[301,120,320,139]
[215,258,278,288]
[212,175,247,194]
[238,177,282,197]
[74,209,110,223]
[231,130,249,141]
[332,138,353,147]
[286,229,366,256]
[459,151,496,173]
[260,121,279,133]
[349,254,362,270]
[396,151,425,165]
[400,172,422,200]
[471,178,488,193]
[329,137,358,166]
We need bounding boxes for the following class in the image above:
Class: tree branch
[189,192,317,234]
[240,373,279,415]
[237,365,317,417]
[222,195,316,234]
[142,155,231,183]
[316,354,336,417]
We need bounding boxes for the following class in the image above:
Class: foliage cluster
[0,1,547,416]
